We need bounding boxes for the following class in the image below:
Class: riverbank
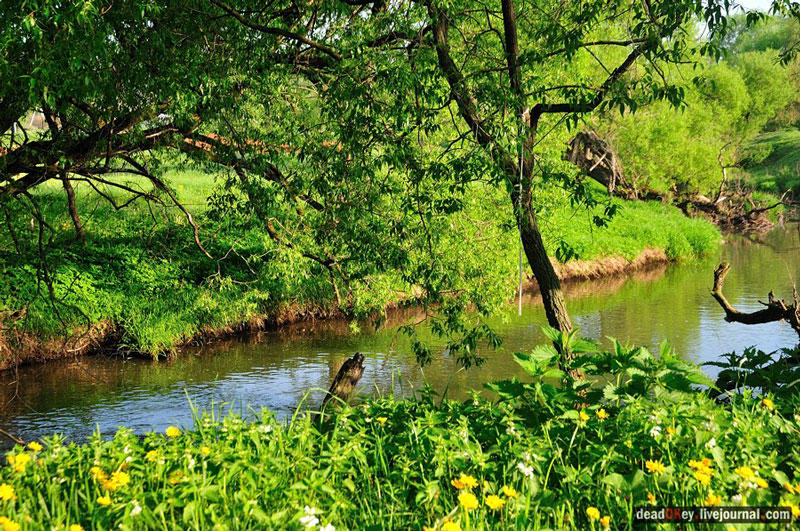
[0,174,720,371]
[1,342,798,530]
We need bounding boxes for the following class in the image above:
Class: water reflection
[1,226,798,446]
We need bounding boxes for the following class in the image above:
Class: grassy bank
[0,336,797,530]
[0,171,720,366]
[741,128,800,195]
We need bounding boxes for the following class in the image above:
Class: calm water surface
[2,225,798,445]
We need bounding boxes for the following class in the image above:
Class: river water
[1,225,798,446]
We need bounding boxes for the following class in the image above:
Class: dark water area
[1,225,798,447]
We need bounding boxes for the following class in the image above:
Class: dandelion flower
[762,398,774,410]
[485,495,505,510]
[0,485,15,502]
[200,446,211,456]
[705,493,722,506]
[111,471,130,486]
[458,491,478,510]
[0,517,20,531]
[600,515,610,528]
[735,466,755,480]
[441,522,462,531]
[7,454,30,473]
[784,483,795,494]
[97,495,111,506]
[754,477,768,489]
[456,474,478,489]
[451,478,465,489]
[27,442,42,452]
[165,426,181,438]
[145,450,159,462]
[69,525,83,531]
[666,427,676,435]
[376,417,387,425]
[694,471,711,486]
[579,410,590,422]
[645,460,665,474]
[501,485,518,498]
[596,409,609,421]
[647,493,656,503]
[790,504,800,518]
[586,507,600,520]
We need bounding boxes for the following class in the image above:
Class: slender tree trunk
[61,173,85,242]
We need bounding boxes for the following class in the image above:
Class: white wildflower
[517,462,534,478]
[649,426,662,438]
[731,494,742,503]
[319,525,335,531]
[130,500,142,516]
[705,437,716,449]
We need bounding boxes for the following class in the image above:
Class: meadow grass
[741,128,800,194]
[0,347,798,531]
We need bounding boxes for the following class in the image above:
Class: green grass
[0,171,720,359]
[1,337,799,530]
[740,128,800,194]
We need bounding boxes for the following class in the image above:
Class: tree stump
[316,352,365,421]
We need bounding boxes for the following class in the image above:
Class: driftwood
[711,263,800,340]
[317,352,365,420]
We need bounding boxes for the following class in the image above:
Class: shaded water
[1,226,798,446]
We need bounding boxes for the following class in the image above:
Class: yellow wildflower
[600,515,611,528]
[97,495,111,506]
[441,522,462,531]
[90,466,107,481]
[145,450,159,462]
[666,427,676,435]
[0,485,15,502]
[755,477,768,489]
[376,417,387,424]
[69,525,83,531]
[200,446,211,456]
[422,527,435,531]
[169,472,184,485]
[7,454,30,473]
[457,474,478,489]
[735,466,755,480]
[27,442,42,452]
[695,471,712,486]
[705,493,722,506]
[784,483,795,494]
[451,478,465,489]
[596,409,609,421]
[501,485,518,498]
[0,517,20,531]
[762,398,774,410]
[165,426,181,438]
[111,471,130,486]
[579,410,590,422]
[485,494,505,510]
[458,491,478,510]
[790,504,800,518]
[645,460,666,474]
[586,507,601,520]
[647,493,656,503]
[482,481,489,490]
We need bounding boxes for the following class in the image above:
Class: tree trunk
[317,352,365,421]
[61,173,85,242]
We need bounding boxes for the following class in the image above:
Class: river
[1,225,798,446]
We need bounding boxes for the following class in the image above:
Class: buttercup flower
[376,417,387,424]
[645,460,666,474]
[695,471,711,486]
[596,409,609,421]
[0,517,20,531]
[647,493,656,503]
[586,507,600,520]
[762,398,774,410]
[27,442,42,452]
[69,525,83,531]
[501,485,518,498]
[705,493,722,506]
[735,466,755,480]
[755,477,768,489]
[485,495,505,510]
[458,491,478,510]
[0,485,15,502]
[145,450,159,462]
[600,515,611,528]
[579,410,590,422]
[165,426,181,438]
[441,522,462,531]
[97,495,111,506]
[200,446,211,456]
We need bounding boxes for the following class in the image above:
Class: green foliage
[740,128,800,194]
[2,335,800,529]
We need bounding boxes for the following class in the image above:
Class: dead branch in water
[711,262,800,339]
[316,352,365,422]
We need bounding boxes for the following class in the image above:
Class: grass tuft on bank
[0,335,798,530]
